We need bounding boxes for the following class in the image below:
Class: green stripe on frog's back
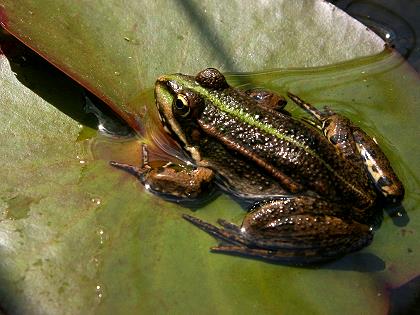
[170,75,369,201]
[172,77,307,149]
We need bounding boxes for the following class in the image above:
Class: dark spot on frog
[329,134,339,145]
[377,176,393,187]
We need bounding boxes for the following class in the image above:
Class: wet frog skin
[111,68,404,264]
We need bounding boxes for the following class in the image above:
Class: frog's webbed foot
[183,214,372,264]
[110,142,152,182]
[183,214,292,260]
[183,214,246,247]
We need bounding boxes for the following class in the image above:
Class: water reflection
[329,0,420,71]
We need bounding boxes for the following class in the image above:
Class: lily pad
[0,1,419,315]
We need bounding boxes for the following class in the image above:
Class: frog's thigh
[352,127,404,202]
[242,197,373,258]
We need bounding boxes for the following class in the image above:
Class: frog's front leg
[183,195,373,264]
[287,92,404,203]
[110,144,215,200]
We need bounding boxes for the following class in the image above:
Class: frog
[110,68,404,264]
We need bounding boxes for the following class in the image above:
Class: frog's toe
[210,245,277,259]
[109,161,148,180]
[182,214,245,246]
[216,218,242,233]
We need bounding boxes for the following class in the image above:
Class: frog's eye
[173,94,190,117]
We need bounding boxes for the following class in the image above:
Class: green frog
[111,68,404,264]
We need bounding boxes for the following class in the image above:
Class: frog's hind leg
[286,92,327,132]
[287,92,324,121]
[352,127,405,203]
[182,215,299,262]
[288,93,371,170]
[183,196,374,264]
[183,212,371,264]
[287,92,404,204]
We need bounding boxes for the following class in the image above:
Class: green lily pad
[0,1,419,314]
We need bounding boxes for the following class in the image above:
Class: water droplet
[95,284,105,302]
[98,123,106,132]
[97,228,108,246]
[91,198,101,206]
[76,155,87,165]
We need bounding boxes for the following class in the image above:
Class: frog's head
[154,68,228,161]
